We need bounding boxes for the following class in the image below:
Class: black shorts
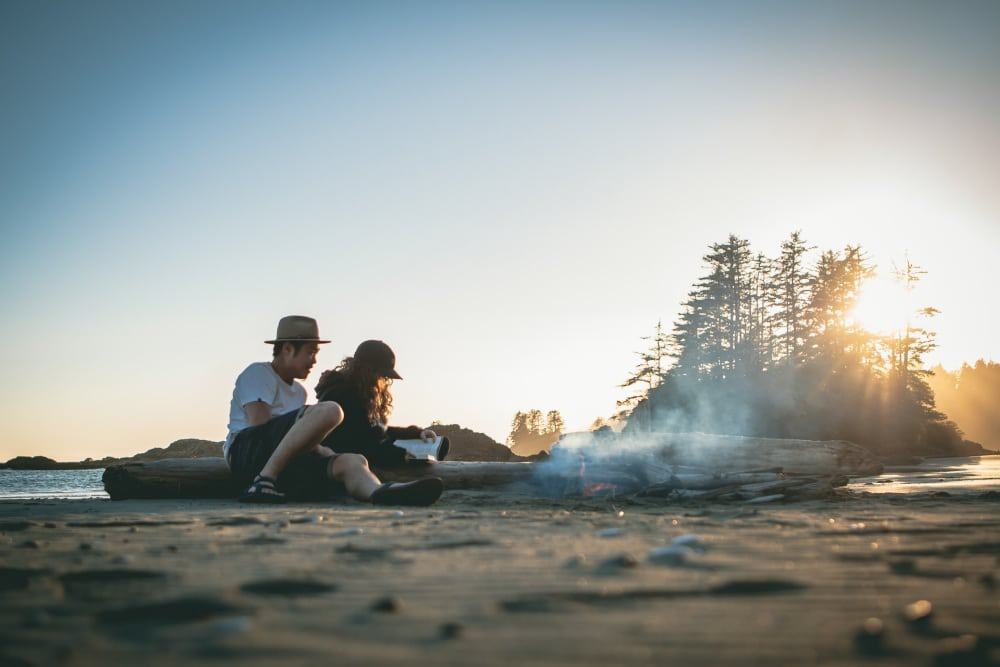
[227,408,345,499]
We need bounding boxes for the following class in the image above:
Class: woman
[315,339,437,468]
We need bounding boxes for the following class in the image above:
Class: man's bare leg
[258,402,344,481]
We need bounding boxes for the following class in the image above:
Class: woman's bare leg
[327,453,381,500]
[258,402,344,481]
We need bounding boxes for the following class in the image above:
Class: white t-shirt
[224,362,307,460]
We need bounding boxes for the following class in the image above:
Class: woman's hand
[421,429,437,443]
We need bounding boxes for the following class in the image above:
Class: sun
[847,275,914,335]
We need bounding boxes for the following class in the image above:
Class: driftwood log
[641,433,881,477]
[102,435,881,501]
[102,459,535,500]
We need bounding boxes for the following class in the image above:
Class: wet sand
[1,487,998,666]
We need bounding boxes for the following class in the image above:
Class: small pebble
[111,554,135,565]
[439,622,463,639]
[595,528,623,538]
[902,599,933,628]
[333,527,363,537]
[43,522,57,529]
[166,545,178,553]
[853,617,884,655]
[648,546,688,566]
[371,596,401,613]
[276,520,291,529]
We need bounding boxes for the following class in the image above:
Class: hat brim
[265,339,331,344]
[384,369,403,380]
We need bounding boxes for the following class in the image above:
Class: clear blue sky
[2,1,999,459]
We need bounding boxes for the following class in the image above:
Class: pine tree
[618,320,670,426]
[545,410,565,435]
[773,231,814,365]
[525,409,544,436]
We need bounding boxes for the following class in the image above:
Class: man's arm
[244,401,271,427]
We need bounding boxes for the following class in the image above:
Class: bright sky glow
[1,1,999,460]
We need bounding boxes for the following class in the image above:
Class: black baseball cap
[354,340,402,380]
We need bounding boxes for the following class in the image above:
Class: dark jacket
[316,374,423,467]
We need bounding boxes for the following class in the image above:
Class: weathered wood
[102,435,879,500]
[650,432,882,476]
[102,458,537,500]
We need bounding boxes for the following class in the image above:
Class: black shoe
[238,475,287,504]
[370,477,444,506]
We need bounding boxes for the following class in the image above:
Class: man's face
[284,342,320,379]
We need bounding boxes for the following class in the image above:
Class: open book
[392,436,450,462]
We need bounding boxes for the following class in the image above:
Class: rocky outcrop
[428,424,526,462]
[1,439,223,470]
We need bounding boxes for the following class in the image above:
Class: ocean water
[849,455,1000,494]
[0,468,108,500]
[0,456,997,501]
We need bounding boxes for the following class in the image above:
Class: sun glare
[848,276,914,335]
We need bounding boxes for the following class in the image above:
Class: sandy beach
[2,474,998,666]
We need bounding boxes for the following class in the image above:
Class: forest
[927,360,1000,451]
[615,232,986,459]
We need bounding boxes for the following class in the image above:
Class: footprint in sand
[0,521,37,532]
[239,579,337,597]
[208,517,268,527]
[58,569,169,601]
[0,566,52,592]
[98,596,248,626]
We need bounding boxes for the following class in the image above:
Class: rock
[333,527,363,537]
[428,424,525,461]
[901,599,934,631]
[595,528,623,538]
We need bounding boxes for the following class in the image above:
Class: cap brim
[265,339,331,344]
[385,369,403,380]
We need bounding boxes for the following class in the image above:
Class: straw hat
[264,316,331,344]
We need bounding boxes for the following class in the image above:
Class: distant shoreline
[3,436,993,471]
[1,424,524,470]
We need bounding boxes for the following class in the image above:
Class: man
[224,315,443,505]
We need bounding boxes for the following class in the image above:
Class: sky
[2,1,999,460]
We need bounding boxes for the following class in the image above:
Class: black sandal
[370,477,443,507]
[239,475,287,504]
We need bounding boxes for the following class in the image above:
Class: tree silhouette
[616,233,966,457]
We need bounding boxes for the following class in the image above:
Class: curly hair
[314,356,393,424]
